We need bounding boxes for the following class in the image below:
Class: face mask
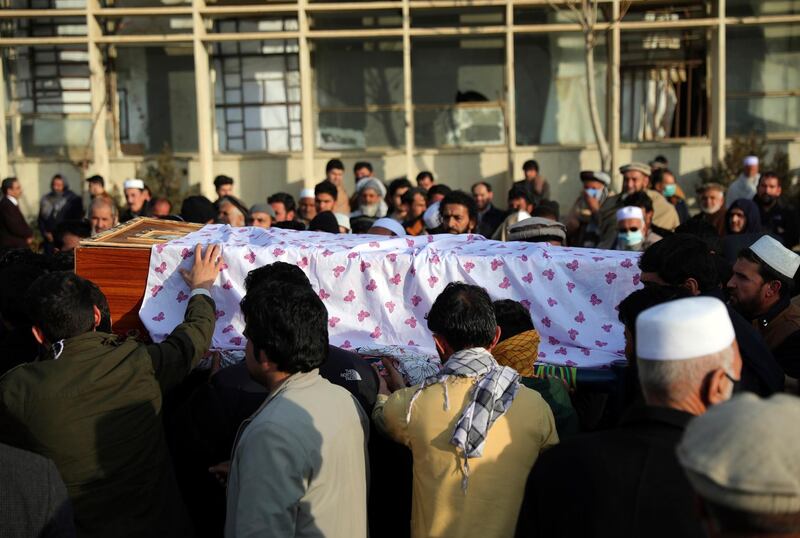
[585,188,604,200]
[662,184,677,197]
[618,230,644,250]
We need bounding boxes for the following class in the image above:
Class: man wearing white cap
[121,178,151,223]
[566,170,611,247]
[726,155,760,209]
[517,296,740,538]
[728,235,800,380]
[598,162,679,248]
[297,188,316,227]
[367,217,406,237]
[613,205,660,251]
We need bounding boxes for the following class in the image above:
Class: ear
[432,334,451,362]
[705,368,730,407]
[767,280,782,299]
[93,305,101,330]
[31,325,46,345]
[486,326,502,352]
[683,278,701,296]
[469,218,477,233]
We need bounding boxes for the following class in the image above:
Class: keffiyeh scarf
[406,347,520,490]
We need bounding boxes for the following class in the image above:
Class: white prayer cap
[636,297,735,361]
[423,201,442,229]
[370,217,406,237]
[616,206,644,223]
[749,235,800,280]
[334,212,351,232]
[744,155,759,166]
[299,188,315,199]
[123,178,145,190]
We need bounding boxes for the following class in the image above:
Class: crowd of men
[1,154,800,538]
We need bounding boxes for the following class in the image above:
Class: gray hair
[637,345,735,404]
[90,196,118,219]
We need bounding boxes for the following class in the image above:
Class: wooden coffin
[74,218,203,339]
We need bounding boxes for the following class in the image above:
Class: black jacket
[516,406,702,538]
[0,197,32,248]
[476,204,506,238]
[756,197,800,248]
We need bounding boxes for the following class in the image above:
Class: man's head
[697,183,726,215]
[616,206,647,251]
[86,175,105,196]
[267,192,296,222]
[51,174,66,194]
[314,180,338,213]
[298,188,316,222]
[123,178,147,213]
[214,175,234,198]
[756,172,782,208]
[1,177,21,198]
[508,217,566,246]
[245,260,311,292]
[240,282,328,385]
[743,155,759,178]
[678,394,800,537]
[180,195,216,224]
[471,181,493,211]
[26,272,100,345]
[416,171,434,190]
[728,236,799,319]
[401,188,427,221]
[325,159,345,184]
[427,282,500,361]
[250,204,274,229]
[652,168,678,198]
[151,198,172,218]
[619,163,651,194]
[439,190,477,234]
[388,178,411,214]
[54,220,91,252]
[354,161,373,181]
[639,234,721,296]
[217,197,248,227]
[367,217,405,237]
[89,197,118,235]
[522,159,539,181]
[356,178,385,217]
[87,281,112,333]
[508,186,533,213]
[426,184,451,205]
[636,296,741,414]
[580,170,610,198]
[493,299,534,343]
[650,155,669,171]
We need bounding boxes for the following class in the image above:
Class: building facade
[1,0,799,215]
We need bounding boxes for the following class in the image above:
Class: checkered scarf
[406,347,520,490]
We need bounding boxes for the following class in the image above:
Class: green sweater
[0,294,215,538]
[521,376,580,438]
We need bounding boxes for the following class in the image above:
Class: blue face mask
[663,184,677,197]
[618,230,644,249]
[585,188,603,199]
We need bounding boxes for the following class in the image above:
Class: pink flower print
[491,259,504,271]
[156,244,166,254]
[541,317,552,328]
[408,340,418,347]
[520,299,531,311]
[499,277,511,289]
[411,295,422,307]
[602,324,613,333]
[565,359,578,366]
[328,317,340,328]
[369,326,382,339]
[222,280,233,290]
[388,254,398,263]
[348,252,359,259]
[555,347,567,356]
[390,274,402,286]
[318,288,330,300]
[154,262,167,274]
[215,310,225,320]
[592,256,604,262]
[150,285,164,298]
[341,340,352,349]
[369,241,380,248]
[366,279,378,292]
[405,317,417,329]
[176,290,189,303]
[222,324,235,334]
[463,261,475,273]
[244,250,256,264]
[542,269,555,281]
[566,259,579,272]
[357,310,371,322]
[333,266,346,278]
[297,257,309,269]
[430,253,441,265]
[605,272,618,284]
[538,352,547,359]
[566,282,576,293]
[621,258,633,269]
[633,274,641,286]
[271,247,284,257]
[409,267,416,276]
[219,262,229,272]
[385,301,396,313]
[580,348,591,356]
[428,276,439,288]
[322,249,333,257]
[344,290,356,302]
[518,254,528,262]
[595,340,608,348]
[229,336,243,346]
[547,297,558,307]
[152,312,165,322]
[405,238,415,248]
[522,272,533,284]
[181,248,193,260]
[360,260,371,272]
[542,251,552,260]
[590,294,602,306]
[575,311,586,323]
[548,336,560,345]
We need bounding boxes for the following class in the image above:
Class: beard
[700,202,723,215]
[360,203,381,217]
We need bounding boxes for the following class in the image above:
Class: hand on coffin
[373,357,406,396]
[180,244,225,291]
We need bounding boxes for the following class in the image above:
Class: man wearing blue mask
[653,169,690,224]
[614,204,661,252]
[566,170,610,247]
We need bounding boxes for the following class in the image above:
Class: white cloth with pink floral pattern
[139,225,643,368]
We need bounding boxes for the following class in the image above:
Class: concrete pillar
[607,0,621,189]
[710,0,727,167]
[298,0,315,185]
[0,53,8,178]
[402,0,414,178]
[87,0,110,180]
[192,0,214,189]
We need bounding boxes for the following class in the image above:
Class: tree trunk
[583,30,611,172]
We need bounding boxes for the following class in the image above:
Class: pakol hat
[619,162,651,176]
[749,235,800,280]
[677,393,800,514]
[508,217,566,244]
[250,203,275,218]
[616,206,644,223]
[636,296,735,360]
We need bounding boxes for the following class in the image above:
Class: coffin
[74,218,203,339]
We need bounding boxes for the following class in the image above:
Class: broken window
[314,39,404,150]
[212,17,301,153]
